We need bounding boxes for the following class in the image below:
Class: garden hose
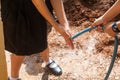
[104,35,118,80]
[71,26,97,39]
[71,26,119,80]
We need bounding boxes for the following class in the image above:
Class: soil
[6,0,120,80]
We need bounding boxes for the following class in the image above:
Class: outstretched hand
[57,24,74,49]
[91,16,117,37]
[91,17,106,32]
[92,23,116,37]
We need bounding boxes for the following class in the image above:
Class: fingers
[66,30,72,37]
[58,24,74,49]
[91,17,106,32]
[65,32,74,49]
[91,21,98,27]
[95,25,105,32]
[67,37,74,49]
[92,16,104,27]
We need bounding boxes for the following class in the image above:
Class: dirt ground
[6,0,120,80]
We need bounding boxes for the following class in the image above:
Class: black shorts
[1,0,53,56]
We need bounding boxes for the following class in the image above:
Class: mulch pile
[64,0,115,26]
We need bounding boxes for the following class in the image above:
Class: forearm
[32,0,59,30]
[32,0,74,49]
[102,0,120,22]
[50,0,69,26]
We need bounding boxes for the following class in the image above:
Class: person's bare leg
[11,54,25,78]
[40,47,62,76]
[40,47,49,63]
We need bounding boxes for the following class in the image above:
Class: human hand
[92,16,107,32]
[91,16,116,37]
[57,24,74,49]
[62,24,72,38]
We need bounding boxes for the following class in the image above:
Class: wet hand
[92,16,106,32]
[58,24,74,49]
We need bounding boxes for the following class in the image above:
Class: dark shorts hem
[5,47,47,56]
